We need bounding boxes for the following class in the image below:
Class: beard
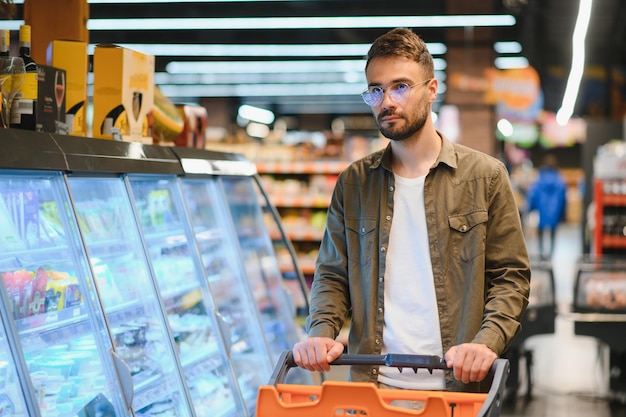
[375,103,429,142]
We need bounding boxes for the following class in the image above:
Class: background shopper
[527,153,568,259]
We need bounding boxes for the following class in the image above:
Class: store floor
[318,221,626,417]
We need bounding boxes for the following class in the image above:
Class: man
[292,27,531,392]
[527,153,568,259]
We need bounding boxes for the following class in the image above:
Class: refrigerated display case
[126,173,272,415]
[57,134,259,416]
[0,129,309,414]
[172,148,313,385]
[0,298,31,417]
[67,174,249,417]
[0,168,129,417]
[179,176,280,404]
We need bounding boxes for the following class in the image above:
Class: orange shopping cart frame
[257,351,510,417]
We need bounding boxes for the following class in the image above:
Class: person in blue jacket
[527,153,567,259]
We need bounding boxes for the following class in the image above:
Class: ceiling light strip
[0,16,515,32]
[88,42,448,57]
[556,0,593,126]
[148,70,447,85]
[83,15,515,31]
[152,82,447,98]
[164,58,447,74]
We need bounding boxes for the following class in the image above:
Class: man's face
[364,56,435,141]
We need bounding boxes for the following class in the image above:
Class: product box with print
[92,44,154,143]
[46,39,88,137]
[36,65,68,134]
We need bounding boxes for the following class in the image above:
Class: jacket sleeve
[473,164,531,354]
[305,176,351,340]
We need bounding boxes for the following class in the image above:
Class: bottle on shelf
[10,24,37,131]
[0,30,9,57]
[0,29,11,128]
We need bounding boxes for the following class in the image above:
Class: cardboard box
[46,40,88,136]
[92,44,154,143]
[174,104,208,149]
[36,65,68,134]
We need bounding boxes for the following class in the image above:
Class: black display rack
[503,257,556,405]
[572,255,626,404]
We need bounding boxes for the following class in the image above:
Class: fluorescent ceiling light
[497,119,514,137]
[494,57,529,69]
[148,82,446,99]
[84,15,515,31]
[148,70,446,85]
[238,104,275,124]
[165,58,447,74]
[556,0,593,126]
[88,42,448,57]
[158,83,366,98]
[494,41,522,54]
[0,15,514,32]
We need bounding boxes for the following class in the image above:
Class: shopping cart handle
[271,351,447,385]
[331,353,448,370]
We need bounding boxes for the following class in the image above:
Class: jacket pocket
[346,218,377,266]
[448,210,488,262]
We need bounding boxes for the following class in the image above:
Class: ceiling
[4,0,626,128]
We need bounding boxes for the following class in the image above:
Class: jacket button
[386,215,391,221]
[389,186,394,192]
[380,246,386,252]
[372,369,378,375]
[460,225,468,232]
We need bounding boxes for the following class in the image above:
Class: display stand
[572,255,626,404]
[503,257,556,405]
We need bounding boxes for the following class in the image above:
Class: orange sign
[484,66,541,110]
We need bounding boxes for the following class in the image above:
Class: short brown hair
[365,28,435,78]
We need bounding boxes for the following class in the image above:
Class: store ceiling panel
[2,0,625,119]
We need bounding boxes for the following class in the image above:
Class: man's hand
[444,343,497,384]
[293,337,345,372]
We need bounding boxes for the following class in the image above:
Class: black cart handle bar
[271,351,447,386]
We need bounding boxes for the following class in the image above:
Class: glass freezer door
[0,312,30,417]
[0,171,127,417]
[126,174,250,416]
[67,176,204,417]
[220,177,305,363]
[180,178,275,410]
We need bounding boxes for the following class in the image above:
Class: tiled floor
[319,220,626,416]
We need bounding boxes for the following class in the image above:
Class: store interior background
[3,0,626,412]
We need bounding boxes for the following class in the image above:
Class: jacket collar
[371,130,458,172]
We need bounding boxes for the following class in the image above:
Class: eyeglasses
[360,78,432,107]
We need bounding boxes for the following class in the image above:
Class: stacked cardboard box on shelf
[92,45,154,143]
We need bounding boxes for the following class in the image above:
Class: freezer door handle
[215,310,233,352]
[111,348,134,413]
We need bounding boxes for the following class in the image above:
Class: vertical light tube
[556,0,593,126]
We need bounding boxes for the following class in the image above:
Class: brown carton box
[92,44,154,143]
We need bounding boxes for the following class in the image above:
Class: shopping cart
[256,351,509,416]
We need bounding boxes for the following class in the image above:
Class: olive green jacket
[305,133,531,391]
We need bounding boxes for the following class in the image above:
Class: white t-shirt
[377,174,445,390]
